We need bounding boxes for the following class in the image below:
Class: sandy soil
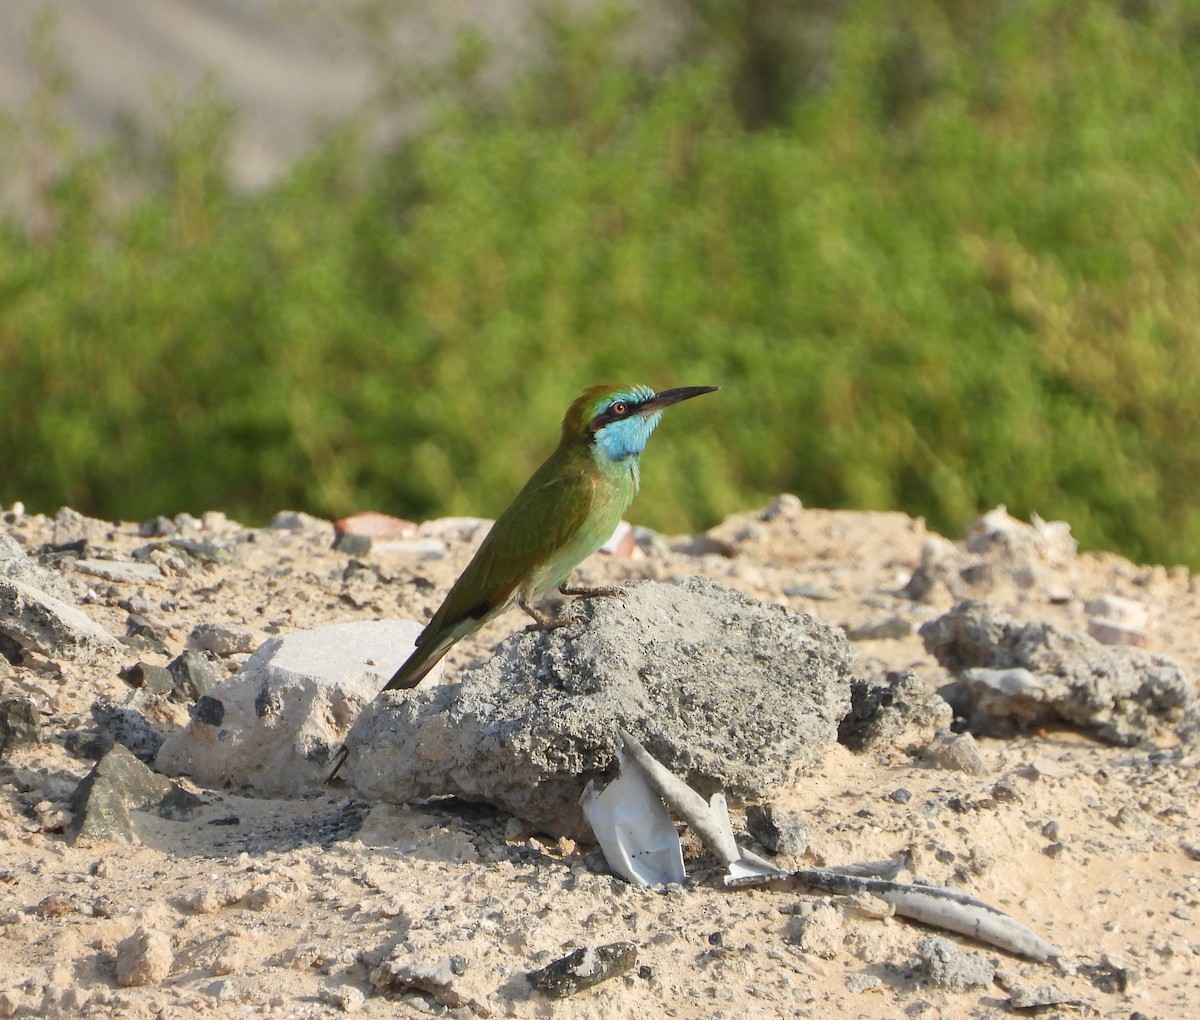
[1,499,1197,1018]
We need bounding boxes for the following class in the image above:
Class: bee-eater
[327,382,716,780]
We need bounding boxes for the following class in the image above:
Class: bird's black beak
[638,386,719,415]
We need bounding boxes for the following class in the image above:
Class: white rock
[52,506,111,546]
[1087,618,1149,648]
[599,520,638,558]
[1085,595,1151,647]
[963,667,1046,700]
[0,532,75,602]
[964,505,1077,563]
[1084,594,1150,629]
[370,537,449,559]
[155,620,434,796]
[188,622,260,657]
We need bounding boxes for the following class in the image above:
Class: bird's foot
[519,599,578,631]
[519,584,627,631]
[558,583,627,602]
[519,594,588,631]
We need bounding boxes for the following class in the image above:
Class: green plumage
[381,385,646,691]
[382,451,637,689]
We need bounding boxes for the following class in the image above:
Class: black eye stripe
[588,399,639,433]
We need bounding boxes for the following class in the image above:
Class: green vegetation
[3,2,1200,566]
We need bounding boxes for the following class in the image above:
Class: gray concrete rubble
[745,802,809,857]
[341,577,855,837]
[915,935,996,991]
[154,620,432,796]
[0,531,76,603]
[166,649,221,702]
[0,533,119,662]
[66,698,163,763]
[904,505,1077,604]
[921,600,1195,745]
[368,943,493,1015]
[837,670,953,755]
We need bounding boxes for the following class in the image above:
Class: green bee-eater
[327,382,716,780]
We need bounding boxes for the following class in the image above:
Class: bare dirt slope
[1,499,1197,1018]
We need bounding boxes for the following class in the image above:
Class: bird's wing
[416,465,597,645]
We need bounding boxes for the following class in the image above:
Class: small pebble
[1113,806,1141,829]
[990,780,1021,802]
[745,803,808,855]
[926,731,990,775]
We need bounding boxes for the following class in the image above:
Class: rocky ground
[1,497,1198,1019]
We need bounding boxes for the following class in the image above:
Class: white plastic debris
[581,729,788,887]
[580,741,685,886]
[776,869,1062,962]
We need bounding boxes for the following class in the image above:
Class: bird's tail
[381,636,452,691]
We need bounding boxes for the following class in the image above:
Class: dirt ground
[1,498,1197,1018]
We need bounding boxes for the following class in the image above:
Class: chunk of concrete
[0,531,75,603]
[920,600,1194,745]
[369,945,492,1014]
[88,698,164,762]
[342,577,855,837]
[745,803,809,856]
[925,730,989,775]
[154,619,431,795]
[73,559,164,584]
[838,670,952,755]
[916,935,995,991]
[904,506,1076,604]
[0,574,119,662]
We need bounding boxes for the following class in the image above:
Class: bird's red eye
[611,402,628,415]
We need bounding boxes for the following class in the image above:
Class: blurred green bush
[2,1,1199,566]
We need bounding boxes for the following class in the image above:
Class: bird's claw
[521,583,628,631]
[523,605,585,632]
[559,583,627,602]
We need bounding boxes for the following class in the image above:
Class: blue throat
[593,409,664,462]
